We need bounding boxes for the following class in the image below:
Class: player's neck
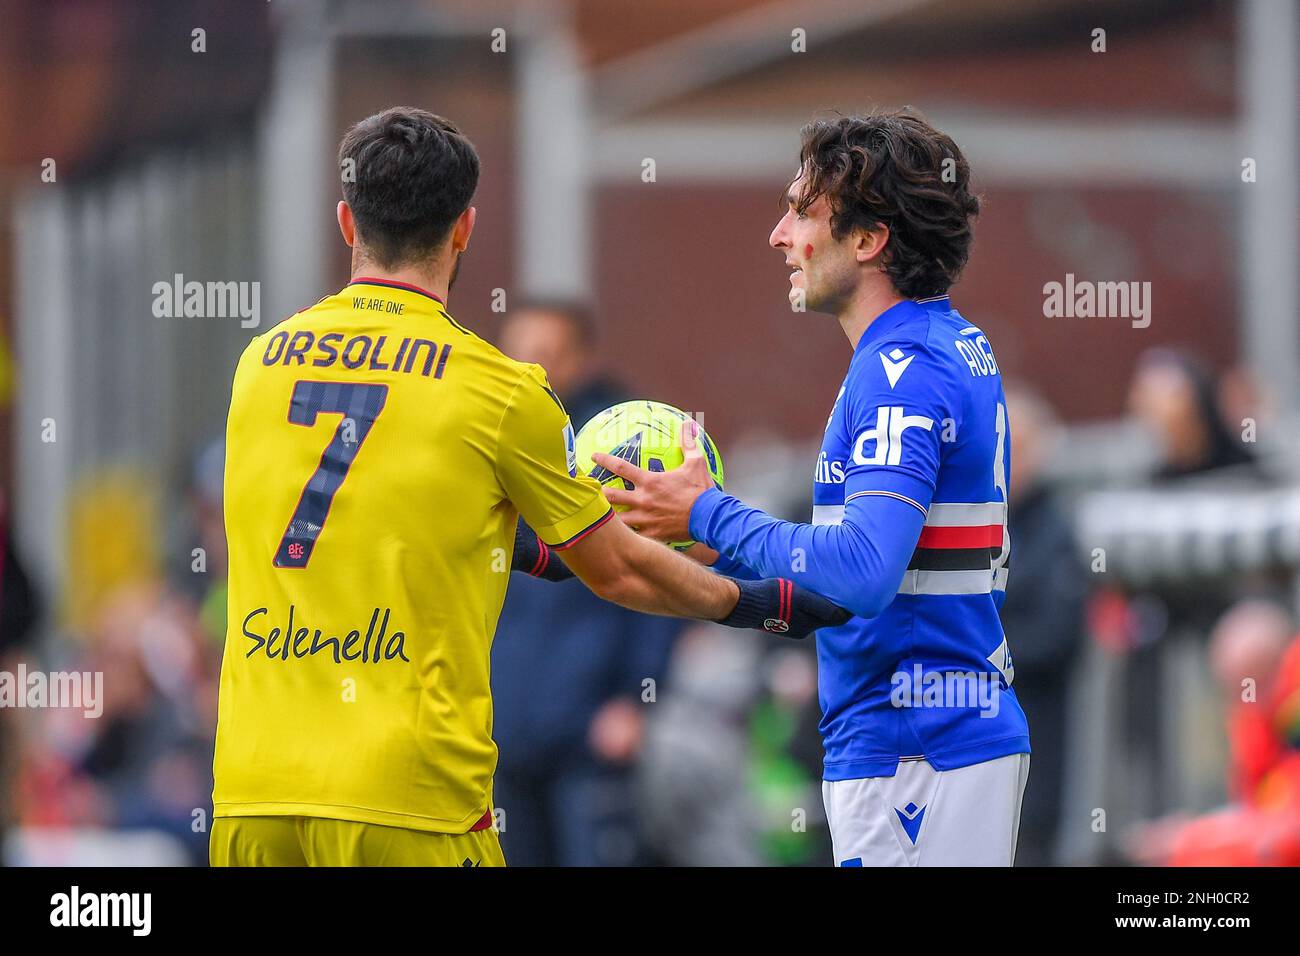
[350,254,452,304]
[836,280,905,350]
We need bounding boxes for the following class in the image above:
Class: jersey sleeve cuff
[688,486,730,546]
[543,503,615,550]
[843,469,935,517]
[708,551,761,581]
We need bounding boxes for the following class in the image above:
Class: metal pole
[516,1,591,300]
[1239,0,1300,412]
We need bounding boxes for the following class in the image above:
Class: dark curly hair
[790,109,980,299]
[338,107,480,269]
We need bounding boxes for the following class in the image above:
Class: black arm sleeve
[511,520,576,582]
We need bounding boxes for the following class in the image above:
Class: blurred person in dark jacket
[999,385,1087,865]
[491,301,683,866]
[0,504,40,650]
[1128,348,1256,482]
[1120,349,1262,818]
[0,494,41,863]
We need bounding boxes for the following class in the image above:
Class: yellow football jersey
[213,277,612,833]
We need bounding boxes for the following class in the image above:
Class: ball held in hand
[573,400,725,550]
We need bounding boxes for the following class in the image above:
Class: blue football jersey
[692,294,1030,779]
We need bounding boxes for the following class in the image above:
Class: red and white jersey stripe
[812,498,1010,596]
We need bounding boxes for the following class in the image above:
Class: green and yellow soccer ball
[574,400,725,550]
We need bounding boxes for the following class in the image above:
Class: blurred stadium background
[0,0,1298,866]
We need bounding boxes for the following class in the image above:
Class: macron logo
[894,802,926,845]
[880,348,914,388]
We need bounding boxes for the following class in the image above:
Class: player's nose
[769,218,789,250]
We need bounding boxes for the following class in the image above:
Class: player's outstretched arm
[513,522,760,582]
[594,419,928,620]
[492,363,838,633]
[557,515,848,638]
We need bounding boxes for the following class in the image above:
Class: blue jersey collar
[854,294,950,354]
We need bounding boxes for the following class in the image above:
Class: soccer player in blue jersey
[592,110,1030,866]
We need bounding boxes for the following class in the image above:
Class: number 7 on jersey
[275,380,389,569]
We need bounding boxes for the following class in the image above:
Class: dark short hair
[338,107,480,269]
[790,109,980,299]
[503,298,597,347]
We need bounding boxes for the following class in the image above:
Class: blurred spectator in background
[1127,348,1257,483]
[999,384,1087,865]
[170,440,228,652]
[10,468,218,865]
[1117,349,1266,819]
[1210,600,1296,803]
[744,642,830,865]
[0,500,39,646]
[490,301,683,866]
[0,492,42,863]
[1129,599,1300,865]
[638,624,766,867]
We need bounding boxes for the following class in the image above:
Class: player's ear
[854,223,889,264]
[452,205,477,253]
[337,201,356,248]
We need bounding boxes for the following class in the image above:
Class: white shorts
[822,753,1030,866]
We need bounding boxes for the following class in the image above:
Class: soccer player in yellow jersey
[210,107,847,867]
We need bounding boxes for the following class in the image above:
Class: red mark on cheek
[804,243,814,259]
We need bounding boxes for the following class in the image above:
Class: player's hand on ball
[592,419,713,543]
